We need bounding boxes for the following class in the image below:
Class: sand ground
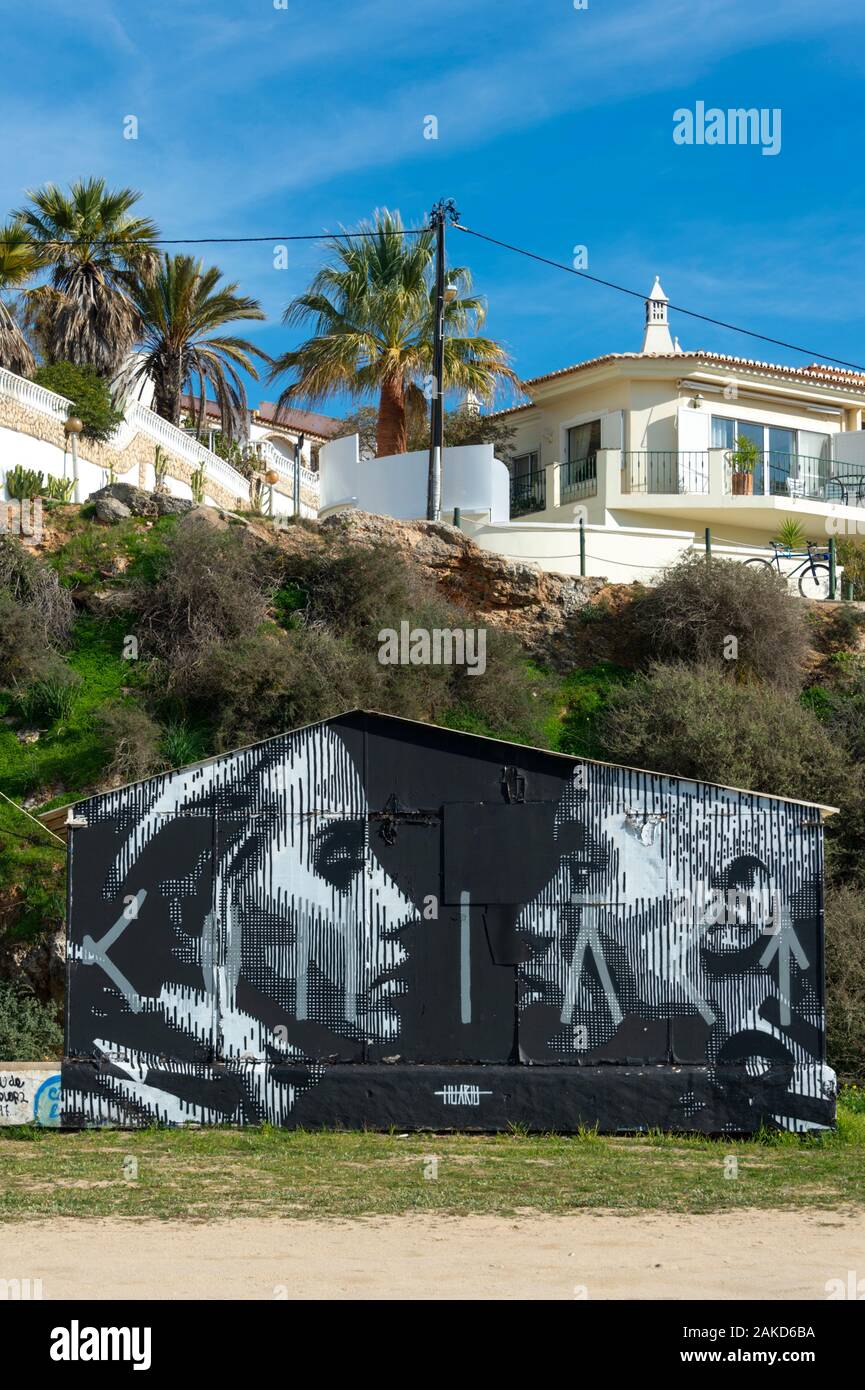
[3,1210,863,1299]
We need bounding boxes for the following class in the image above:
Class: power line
[6,212,864,375]
[0,788,67,847]
[9,228,427,249]
[452,222,865,375]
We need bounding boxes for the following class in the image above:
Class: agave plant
[268,208,517,457]
[775,518,807,552]
[15,177,159,377]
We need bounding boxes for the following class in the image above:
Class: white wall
[0,426,139,501]
[0,1066,61,1126]
[832,431,865,470]
[463,516,692,581]
[319,435,511,524]
[462,515,828,588]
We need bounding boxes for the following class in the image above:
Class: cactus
[5,465,45,500]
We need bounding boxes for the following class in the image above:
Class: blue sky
[3,0,865,412]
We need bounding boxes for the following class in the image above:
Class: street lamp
[264,468,280,518]
[64,416,84,503]
[426,198,459,522]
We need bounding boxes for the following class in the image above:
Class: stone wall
[0,394,318,515]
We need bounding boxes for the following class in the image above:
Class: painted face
[517,767,817,1072]
[68,726,416,1124]
[218,728,414,1048]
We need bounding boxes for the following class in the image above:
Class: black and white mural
[62,711,836,1132]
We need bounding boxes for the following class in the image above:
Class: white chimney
[641,275,675,354]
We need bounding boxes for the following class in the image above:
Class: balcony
[623,451,710,495]
[724,452,865,507]
[510,469,547,516]
[560,453,598,504]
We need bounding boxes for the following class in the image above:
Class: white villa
[319,279,865,587]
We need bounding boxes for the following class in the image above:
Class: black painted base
[60,1060,836,1133]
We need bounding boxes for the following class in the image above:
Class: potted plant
[729,434,759,495]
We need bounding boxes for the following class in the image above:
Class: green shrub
[825,884,865,1081]
[597,662,856,807]
[272,582,307,629]
[596,662,865,886]
[0,981,63,1061]
[804,664,865,763]
[837,537,865,601]
[4,465,44,500]
[13,664,81,724]
[32,362,123,442]
[629,553,810,690]
[160,720,206,769]
[774,518,807,551]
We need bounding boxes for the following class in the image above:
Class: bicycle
[744,540,832,599]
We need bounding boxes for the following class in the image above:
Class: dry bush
[133,522,280,669]
[630,553,810,690]
[191,626,379,749]
[0,592,50,688]
[0,535,75,648]
[99,702,164,783]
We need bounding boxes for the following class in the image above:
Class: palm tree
[123,253,268,438]
[15,177,158,377]
[268,209,516,457]
[0,222,41,376]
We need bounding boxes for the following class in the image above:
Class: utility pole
[426,198,459,521]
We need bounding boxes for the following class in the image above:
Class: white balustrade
[253,437,320,493]
[0,366,72,421]
[0,365,321,511]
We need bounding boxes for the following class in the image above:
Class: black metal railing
[560,454,597,503]
[510,469,546,516]
[724,452,864,506]
[623,451,709,495]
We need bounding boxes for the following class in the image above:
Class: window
[566,419,601,463]
[711,416,830,496]
[511,451,539,480]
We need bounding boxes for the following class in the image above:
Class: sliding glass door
[711,416,830,498]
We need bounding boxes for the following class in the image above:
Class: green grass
[0,613,139,806]
[1,1097,862,1222]
[544,661,632,757]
